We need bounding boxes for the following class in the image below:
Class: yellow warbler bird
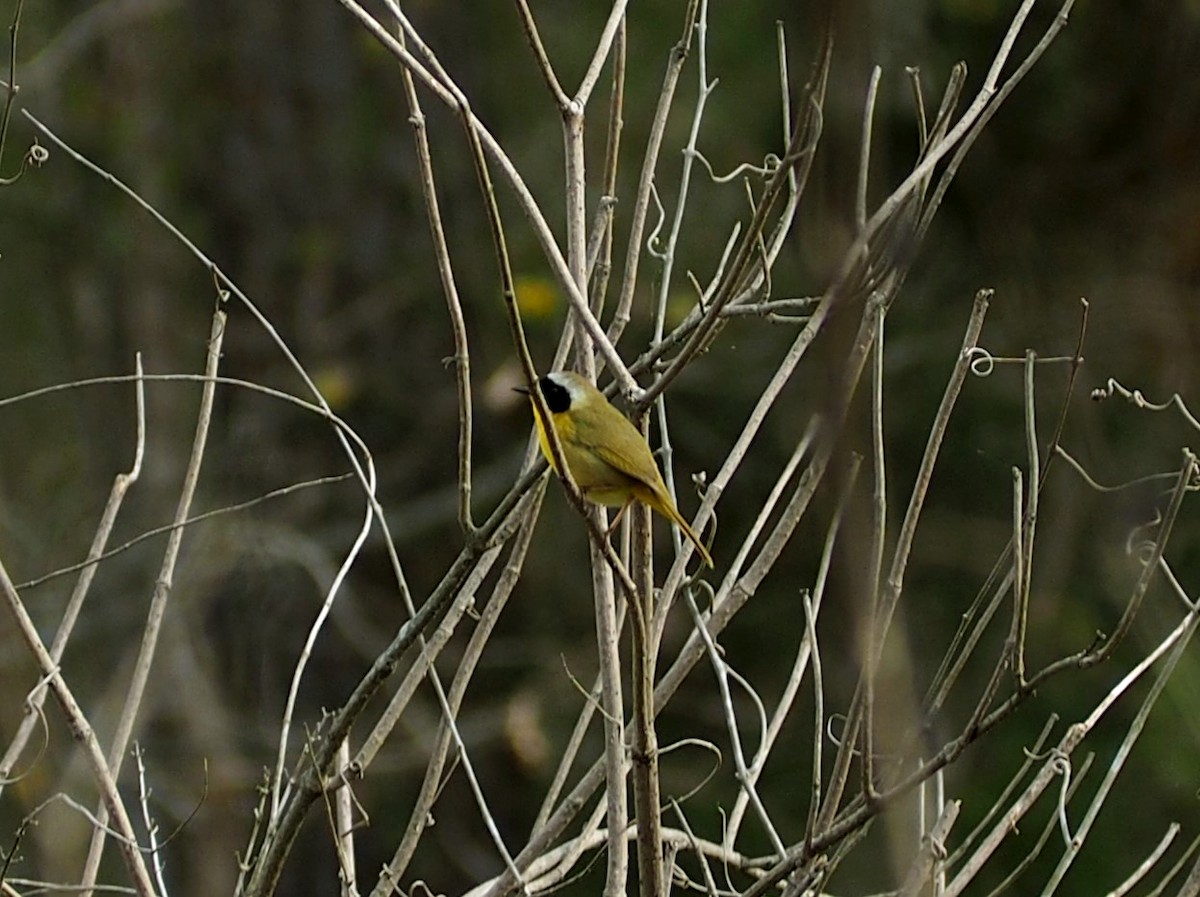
[519,371,713,568]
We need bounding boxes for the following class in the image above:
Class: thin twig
[608,0,699,344]
[683,587,786,858]
[588,22,624,317]
[398,27,474,534]
[1010,467,1030,687]
[0,355,144,793]
[629,502,663,897]
[874,290,991,654]
[725,451,858,849]
[1016,349,1042,686]
[1079,450,1196,665]
[651,0,714,344]
[367,489,545,894]
[863,297,887,800]
[975,753,1095,897]
[132,745,170,897]
[1040,609,1200,896]
[81,305,225,894]
[0,0,25,174]
[1106,824,1179,897]
[335,0,639,396]
[572,0,630,109]
[855,66,881,233]
[511,0,568,107]
[18,472,353,592]
[333,741,358,897]
[942,607,1199,897]
[0,557,157,896]
[640,31,831,408]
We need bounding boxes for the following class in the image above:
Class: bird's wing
[579,417,667,493]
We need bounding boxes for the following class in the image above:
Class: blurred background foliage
[2,0,1200,895]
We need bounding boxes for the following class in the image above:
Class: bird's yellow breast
[533,408,645,506]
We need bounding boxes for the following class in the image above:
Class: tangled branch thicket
[3,2,1200,897]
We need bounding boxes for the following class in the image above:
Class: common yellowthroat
[520,371,713,568]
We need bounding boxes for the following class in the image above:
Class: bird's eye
[540,376,572,413]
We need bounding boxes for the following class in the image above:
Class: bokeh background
[3,0,1200,894]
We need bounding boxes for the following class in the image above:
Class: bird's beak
[513,386,531,396]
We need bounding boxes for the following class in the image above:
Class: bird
[518,371,713,568]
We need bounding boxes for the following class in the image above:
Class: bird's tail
[666,504,714,569]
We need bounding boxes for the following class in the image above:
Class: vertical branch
[466,18,637,895]
[0,355,145,794]
[1003,351,1041,693]
[802,591,826,853]
[906,67,929,151]
[629,502,664,897]
[863,298,887,800]
[591,532,629,897]
[874,290,991,656]
[399,29,474,534]
[608,0,699,343]
[1015,350,1040,686]
[856,66,882,234]
[564,103,592,374]
[334,741,357,897]
[725,449,858,849]
[133,744,169,897]
[640,30,831,406]
[897,801,960,897]
[559,11,630,896]
[81,302,226,893]
[334,1,641,394]
[1010,468,1029,686]
[588,19,625,318]
[0,0,24,169]
[651,0,711,343]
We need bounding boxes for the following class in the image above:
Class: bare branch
[0,557,157,895]
[82,305,226,893]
